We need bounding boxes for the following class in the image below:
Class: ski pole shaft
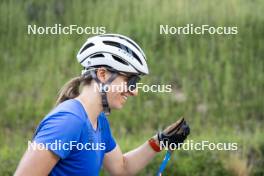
[157,151,172,176]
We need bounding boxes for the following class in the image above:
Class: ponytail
[55,75,92,106]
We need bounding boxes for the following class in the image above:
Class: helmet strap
[90,70,118,115]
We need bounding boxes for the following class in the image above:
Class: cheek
[107,92,123,108]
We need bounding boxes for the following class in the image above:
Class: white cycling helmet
[76,34,149,75]
[76,34,149,115]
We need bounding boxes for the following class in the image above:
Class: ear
[96,67,109,83]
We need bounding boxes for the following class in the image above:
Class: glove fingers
[166,118,185,135]
[176,122,189,134]
[158,118,190,150]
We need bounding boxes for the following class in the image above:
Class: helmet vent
[112,55,129,65]
[80,43,94,54]
[101,34,143,55]
[103,41,142,65]
[132,52,142,65]
[103,41,122,49]
[90,53,104,58]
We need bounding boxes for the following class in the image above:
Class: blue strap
[157,151,172,176]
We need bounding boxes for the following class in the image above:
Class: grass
[0,0,263,175]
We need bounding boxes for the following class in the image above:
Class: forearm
[122,137,159,175]
[105,118,190,176]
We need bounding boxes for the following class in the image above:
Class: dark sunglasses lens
[127,76,140,91]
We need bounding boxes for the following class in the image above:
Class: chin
[111,103,124,110]
[115,105,124,109]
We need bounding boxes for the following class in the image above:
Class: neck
[75,85,102,130]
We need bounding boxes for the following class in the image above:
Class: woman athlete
[15,34,190,176]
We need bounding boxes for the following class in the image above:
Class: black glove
[158,118,190,149]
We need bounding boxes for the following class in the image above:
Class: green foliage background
[0,0,263,175]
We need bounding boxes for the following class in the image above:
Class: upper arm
[14,143,59,176]
[103,144,127,176]
[33,112,84,159]
[15,112,84,175]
